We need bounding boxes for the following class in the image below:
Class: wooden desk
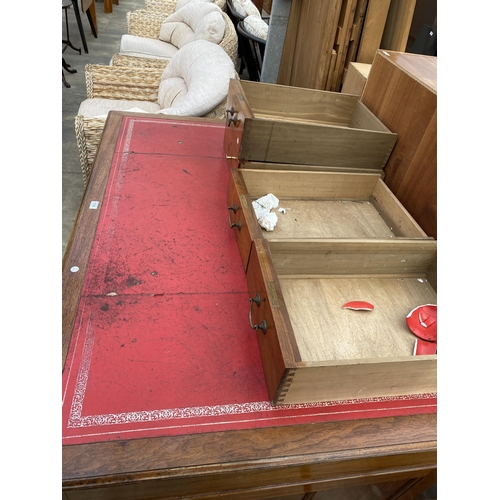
[62,112,437,500]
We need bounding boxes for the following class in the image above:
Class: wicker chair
[75,64,164,183]
[236,20,266,81]
[75,46,236,185]
[124,8,238,67]
[111,53,170,69]
[144,0,226,16]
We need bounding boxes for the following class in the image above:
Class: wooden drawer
[227,168,433,272]
[246,237,437,405]
[226,168,437,405]
[224,79,397,173]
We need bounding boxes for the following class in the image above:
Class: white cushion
[157,77,188,108]
[156,39,236,116]
[243,14,268,40]
[120,34,179,59]
[192,11,226,45]
[160,22,195,48]
[77,98,161,118]
[232,0,260,17]
[175,0,213,10]
[159,3,225,47]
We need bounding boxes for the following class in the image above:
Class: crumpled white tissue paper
[258,212,278,231]
[252,193,280,231]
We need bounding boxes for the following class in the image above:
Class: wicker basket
[145,0,227,15]
[126,10,238,67]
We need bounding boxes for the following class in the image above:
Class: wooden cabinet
[361,50,437,238]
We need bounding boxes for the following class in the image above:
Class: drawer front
[246,238,300,403]
[225,80,397,171]
[245,123,397,170]
[227,170,258,272]
[223,79,251,169]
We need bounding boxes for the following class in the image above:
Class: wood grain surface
[63,112,436,500]
[361,51,437,238]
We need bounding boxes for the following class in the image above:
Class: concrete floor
[61,2,437,498]
[62,0,145,258]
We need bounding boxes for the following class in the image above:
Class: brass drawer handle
[249,294,267,334]
[226,107,240,127]
[228,204,241,230]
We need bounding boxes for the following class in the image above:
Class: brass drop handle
[228,204,241,230]
[249,294,267,334]
[226,107,240,127]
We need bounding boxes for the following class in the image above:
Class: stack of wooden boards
[223,51,437,406]
[278,0,416,92]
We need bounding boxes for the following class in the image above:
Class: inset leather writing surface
[83,151,246,296]
[63,115,436,448]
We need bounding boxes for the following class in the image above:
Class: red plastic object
[342,301,374,311]
[413,339,437,355]
[406,304,437,342]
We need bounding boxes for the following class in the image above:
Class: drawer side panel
[277,359,437,405]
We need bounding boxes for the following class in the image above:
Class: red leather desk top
[62,115,436,446]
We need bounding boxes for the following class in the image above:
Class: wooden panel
[226,80,397,170]
[381,0,417,51]
[227,169,256,271]
[356,0,392,63]
[245,239,298,400]
[240,160,384,176]
[263,122,396,169]
[361,51,437,238]
[394,109,437,239]
[62,111,123,369]
[262,200,396,240]
[343,0,369,76]
[224,79,251,168]
[240,169,380,199]
[242,81,357,125]
[370,179,429,238]
[341,62,371,95]
[267,239,437,276]
[279,357,437,404]
[278,0,343,89]
[280,277,436,360]
[312,479,413,500]
[349,100,389,132]
[327,0,369,92]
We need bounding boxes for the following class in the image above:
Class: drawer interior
[247,238,437,404]
[279,276,436,362]
[239,81,390,132]
[239,169,430,239]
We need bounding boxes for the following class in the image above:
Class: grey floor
[62,0,145,258]
[61,2,437,498]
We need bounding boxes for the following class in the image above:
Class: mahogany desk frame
[62,111,437,500]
